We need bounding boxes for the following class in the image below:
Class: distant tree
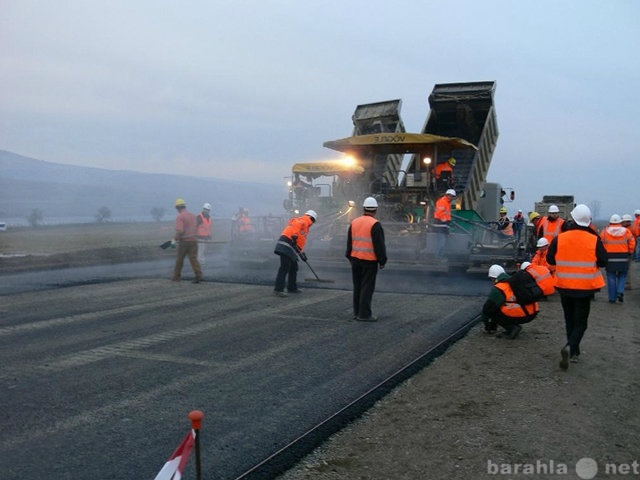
[96,206,112,223]
[27,209,44,227]
[150,206,166,222]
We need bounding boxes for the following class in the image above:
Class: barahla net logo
[487,458,640,478]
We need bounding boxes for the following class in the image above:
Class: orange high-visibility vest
[494,281,539,318]
[600,227,635,254]
[539,217,565,243]
[524,264,556,296]
[434,195,451,222]
[350,215,379,261]
[554,230,605,290]
[196,214,212,237]
[238,215,253,233]
[281,215,313,251]
[633,216,640,237]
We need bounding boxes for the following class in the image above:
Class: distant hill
[0,150,285,223]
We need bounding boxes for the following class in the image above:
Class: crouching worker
[481,264,539,339]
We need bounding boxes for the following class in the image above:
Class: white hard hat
[609,214,622,224]
[570,204,592,227]
[202,203,211,210]
[621,214,633,222]
[536,237,549,248]
[635,210,640,216]
[548,204,560,213]
[305,210,317,221]
[488,264,505,279]
[445,189,457,197]
[363,196,378,209]
[520,261,531,270]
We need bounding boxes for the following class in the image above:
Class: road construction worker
[496,207,514,237]
[621,213,635,289]
[346,197,387,322]
[273,210,316,296]
[538,204,565,244]
[633,210,640,261]
[600,214,635,303]
[512,209,525,241]
[232,207,253,239]
[196,202,212,263]
[546,204,607,370]
[433,189,456,260]
[525,211,543,258]
[521,261,556,298]
[172,198,203,283]
[480,264,539,339]
[434,156,455,192]
[531,237,555,276]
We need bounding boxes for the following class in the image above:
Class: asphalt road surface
[0,257,488,479]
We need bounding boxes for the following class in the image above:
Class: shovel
[298,252,334,283]
[159,240,175,249]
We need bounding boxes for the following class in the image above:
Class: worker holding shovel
[346,197,387,322]
[273,210,317,297]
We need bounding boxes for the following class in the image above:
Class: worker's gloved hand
[291,234,298,243]
[299,252,307,262]
[171,240,177,248]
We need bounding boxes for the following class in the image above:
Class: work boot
[356,316,378,322]
[506,324,522,339]
[617,293,624,303]
[559,345,570,370]
[191,278,202,284]
[570,355,580,364]
[274,290,287,297]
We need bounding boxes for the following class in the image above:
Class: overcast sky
[1,0,639,217]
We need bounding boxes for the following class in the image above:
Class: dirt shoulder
[279,264,640,480]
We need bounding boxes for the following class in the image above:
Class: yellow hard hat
[448,157,456,166]
[528,211,540,222]
[175,198,186,207]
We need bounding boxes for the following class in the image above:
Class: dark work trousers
[560,293,592,357]
[351,259,378,319]
[275,254,298,292]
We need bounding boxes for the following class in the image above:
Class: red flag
[154,430,195,480]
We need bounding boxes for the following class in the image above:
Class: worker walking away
[433,189,456,261]
[633,210,640,261]
[496,207,514,238]
[196,203,212,264]
[600,214,635,302]
[621,213,635,289]
[481,264,539,339]
[172,198,203,283]
[546,204,607,370]
[273,210,317,296]
[346,197,387,322]
[538,204,565,244]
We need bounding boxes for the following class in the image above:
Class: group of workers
[272,197,387,322]
[481,202,639,371]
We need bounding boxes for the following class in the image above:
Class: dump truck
[286,81,526,272]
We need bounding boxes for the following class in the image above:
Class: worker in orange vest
[538,204,565,244]
[632,209,640,261]
[346,197,387,322]
[433,189,456,260]
[481,264,539,339]
[433,156,455,192]
[496,207,514,237]
[600,214,635,303]
[531,237,555,276]
[196,202,212,263]
[547,204,607,370]
[273,210,316,296]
